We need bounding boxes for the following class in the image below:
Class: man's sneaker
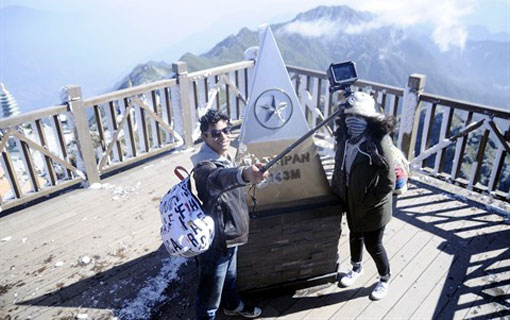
[340,268,364,287]
[370,280,389,300]
[224,301,262,318]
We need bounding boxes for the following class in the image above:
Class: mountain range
[118,5,509,110]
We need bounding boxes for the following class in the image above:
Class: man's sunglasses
[204,126,232,138]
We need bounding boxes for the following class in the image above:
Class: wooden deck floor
[1,148,509,320]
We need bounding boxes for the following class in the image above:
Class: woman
[332,91,395,301]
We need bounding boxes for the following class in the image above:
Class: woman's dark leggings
[349,226,390,278]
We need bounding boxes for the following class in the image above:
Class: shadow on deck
[0,149,509,320]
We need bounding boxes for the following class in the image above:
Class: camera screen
[333,63,356,82]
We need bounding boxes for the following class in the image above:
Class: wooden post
[172,62,193,149]
[62,85,101,184]
[398,74,426,160]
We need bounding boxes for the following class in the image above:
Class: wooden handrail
[2,60,509,210]
[188,60,254,80]
[286,64,405,96]
[83,78,178,107]
[0,105,67,129]
[420,93,510,119]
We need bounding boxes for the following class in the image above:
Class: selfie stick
[260,105,344,173]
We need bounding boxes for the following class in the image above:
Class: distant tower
[0,83,21,118]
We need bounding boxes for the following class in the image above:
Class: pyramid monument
[236,25,341,291]
[237,25,332,209]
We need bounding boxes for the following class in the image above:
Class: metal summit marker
[235,26,342,292]
[236,24,333,209]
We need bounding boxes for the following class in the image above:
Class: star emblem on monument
[261,95,289,123]
[254,89,293,129]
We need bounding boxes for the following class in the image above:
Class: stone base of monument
[237,195,342,291]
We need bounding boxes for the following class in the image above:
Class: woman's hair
[365,115,396,138]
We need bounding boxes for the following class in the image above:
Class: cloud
[282,19,338,38]
[281,0,477,51]
[360,0,475,50]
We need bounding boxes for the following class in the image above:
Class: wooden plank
[2,142,509,320]
[451,111,473,180]
[409,209,510,319]
[33,119,57,186]
[0,105,67,129]
[384,239,456,319]
[360,236,452,319]
[82,78,177,107]
[420,93,510,119]
[333,193,485,319]
[100,143,178,175]
[0,177,82,214]
[222,73,246,116]
[469,128,490,189]
[1,148,22,199]
[286,65,405,97]
[214,75,220,110]
[225,73,231,118]
[0,194,161,304]
[164,87,173,127]
[161,86,174,144]
[2,215,160,307]
[244,68,249,100]
[151,90,162,148]
[429,237,510,319]
[1,151,191,238]
[434,106,453,175]
[187,60,254,81]
[140,102,150,152]
[124,97,137,158]
[98,101,134,171]
[316,78,322,123]
[10,131,80,174]
[381,92,387,114]
[329,230,442,319]
[192,80,200,111]
[300,210,416,319]
[487,120,510,154]
[488,144,506,193]
[93,105,107,153]
[105,101,122,162]
[234,71,241,120]
[392,95,400,119]
[9,230,165,319]
[463,250,510,319]
[16,138,40,192]
[420,103,437,168]
[0,190,111,240]
[103,93,183,172]
[0,158,192,316]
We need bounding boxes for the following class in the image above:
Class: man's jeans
[196,246,242,320]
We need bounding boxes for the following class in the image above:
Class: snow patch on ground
[88,182,142,200]
[115,257,186,320]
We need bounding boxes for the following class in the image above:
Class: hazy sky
[0,0,508,111]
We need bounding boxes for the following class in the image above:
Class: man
[191,110,268,320]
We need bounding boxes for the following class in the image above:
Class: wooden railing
[0,105,85,208]
[0,61,254,211]
[286,66,509,201]
[0,60,508,211]
[411,93,510,199]
[287,65,404,139]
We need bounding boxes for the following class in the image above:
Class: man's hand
[242,163,269,184]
